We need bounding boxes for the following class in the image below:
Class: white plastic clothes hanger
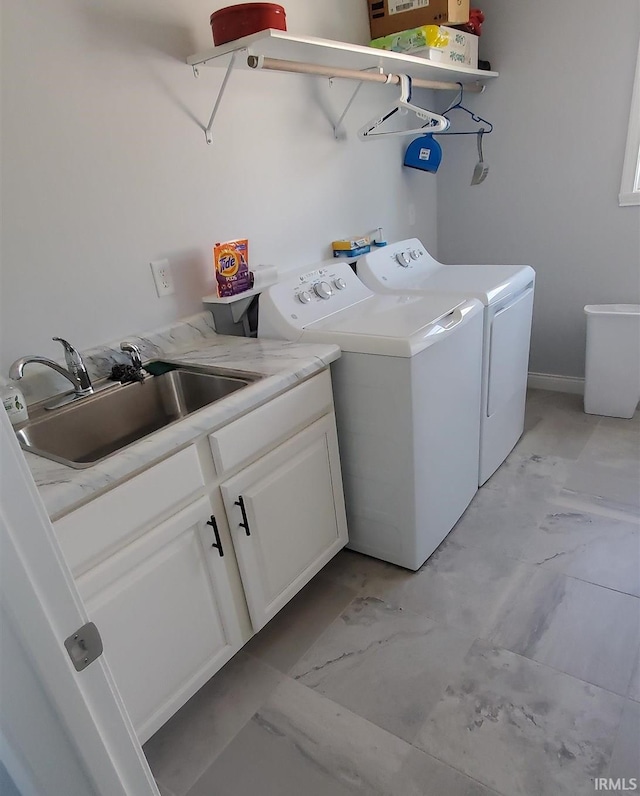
[358,74,450,141]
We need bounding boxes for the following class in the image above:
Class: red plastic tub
[210,3,286,46]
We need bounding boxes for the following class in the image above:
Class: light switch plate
[150,259,174,297]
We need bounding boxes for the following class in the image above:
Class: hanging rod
[246,54,485,93]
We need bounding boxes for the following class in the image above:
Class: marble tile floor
[144,390,640,796]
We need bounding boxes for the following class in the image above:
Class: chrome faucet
[9,337,94,409]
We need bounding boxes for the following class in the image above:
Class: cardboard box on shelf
[367,0,470,40]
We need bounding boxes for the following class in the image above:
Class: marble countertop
[24,329,340,522]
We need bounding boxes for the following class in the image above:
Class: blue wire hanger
[431,82,493,136]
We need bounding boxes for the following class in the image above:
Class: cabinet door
[221,413,348,632]
[77,497,242,744]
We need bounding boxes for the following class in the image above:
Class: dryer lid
[389,264,536,306]
[358,239,535,307]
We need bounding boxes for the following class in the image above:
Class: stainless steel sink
[15,362,262,468]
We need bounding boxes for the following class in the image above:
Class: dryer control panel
[358,238,441,288]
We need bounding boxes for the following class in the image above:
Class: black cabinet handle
[206,515,224,557]
[234,496,251,536]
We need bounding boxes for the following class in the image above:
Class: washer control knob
[396,251,411,267]
[297,290,312,304]
[314,281,333,300]
[410,249,420,260]
[333,277,347,290]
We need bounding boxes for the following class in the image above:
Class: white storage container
[410,27,478,68]
[584,304,640,419]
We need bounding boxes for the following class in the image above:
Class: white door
[78,497,243,743]
[0,411,158,795]
[221,414,348,631]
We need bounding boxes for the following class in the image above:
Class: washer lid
[301,293,481,357]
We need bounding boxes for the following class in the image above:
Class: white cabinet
[76,496,242,743]
[54,445,206,576]
[54,369,348,742]
[221,414,348,631]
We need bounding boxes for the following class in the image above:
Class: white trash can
[584,304,640,418]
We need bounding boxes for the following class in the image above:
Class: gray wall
[3,0,636,379]
[0,0,437,372]
[437,0,640,378]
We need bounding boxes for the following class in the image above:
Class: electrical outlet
[150,259,174,297]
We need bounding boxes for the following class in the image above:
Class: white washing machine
[357,239,535,486]
[258,260,484,570]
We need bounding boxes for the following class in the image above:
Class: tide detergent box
[213,239,251,297]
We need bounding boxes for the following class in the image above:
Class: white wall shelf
[187,29,498,144]
[188,29,497,83]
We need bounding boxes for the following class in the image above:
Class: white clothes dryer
[258,260,484,570]
[357,240,535,485]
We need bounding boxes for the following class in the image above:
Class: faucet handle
[52,337,92,393]
[120,342,143,370]
[52,337,81,364]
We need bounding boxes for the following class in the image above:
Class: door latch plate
[64,622,103,672]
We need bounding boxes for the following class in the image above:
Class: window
[619,40,640,206]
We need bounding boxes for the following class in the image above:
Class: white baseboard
[527,372,585,395]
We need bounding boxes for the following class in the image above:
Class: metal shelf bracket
[332,66,385,139]
[194,49,241,145]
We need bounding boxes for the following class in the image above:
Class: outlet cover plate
[150,259,174,297]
